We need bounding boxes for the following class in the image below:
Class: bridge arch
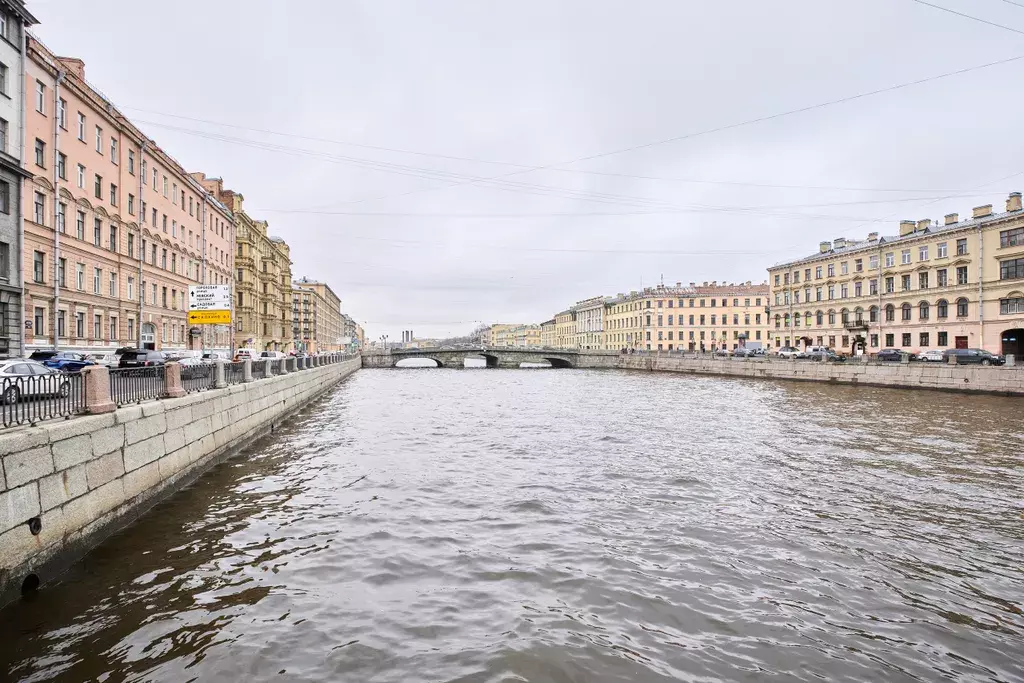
[394,357,443,368]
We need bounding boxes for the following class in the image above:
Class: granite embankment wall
[0,356,360,604]
[587,353,1024,395]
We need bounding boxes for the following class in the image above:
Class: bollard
[82,365,115,414]
[900,353,910,364]
[243,358,254,382]
[1007,354,1016,367]
[948,353,957,365]
[165,362,186,398]
[214,360,227,388]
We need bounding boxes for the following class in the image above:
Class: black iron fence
[225,361,246,385]
[181,363,215,393]
[252,360,269,380]
[0,372,85,427]
[109,366,167,406]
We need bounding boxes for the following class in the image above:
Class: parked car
[805,348,846,362]
[733,348,754,357]
[916,349,945,363]
[0,359,72,404]
[28,350,95,373]
[942,348,1006,366]
[714,348,732,357]
[260,351,286,360]
[177,355,205,366]
[201,352,228,363]
[876,348,904,362]
[234,348,258,362]
[118,350,169,368]
[776,346,804,359]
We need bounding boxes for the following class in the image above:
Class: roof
[771,206,1024,269]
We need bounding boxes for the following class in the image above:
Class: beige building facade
[574,296,607,350]
[24,41,233,354]
[512,323,541,347]
[292,276,342,352]
[553,310,576,349]
[540,319,555,348]
[768,193,1024,356]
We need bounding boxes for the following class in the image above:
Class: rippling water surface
[2,368,1023,682]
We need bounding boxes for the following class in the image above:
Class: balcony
[844,319,869,331]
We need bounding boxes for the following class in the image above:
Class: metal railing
[0,372,85,427]
[181,363,215,393]
[109,366,167,406]
[252,360,269,380]
[267,359,281,375]
[225,361,246,385]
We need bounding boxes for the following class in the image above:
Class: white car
[917,349,944,362]
[90,353,120,367]
[776,346,805,359]
[0,359,72,404]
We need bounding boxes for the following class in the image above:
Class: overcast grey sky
[28,0,1024,341]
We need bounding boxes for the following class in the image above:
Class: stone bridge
[362,347,579,369]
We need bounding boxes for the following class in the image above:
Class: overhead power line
[909,0,1024,36]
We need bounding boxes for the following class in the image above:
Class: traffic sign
[188,310,232,325]
[189,285,231,311]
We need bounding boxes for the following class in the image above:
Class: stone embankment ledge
[0,356,360,604]
[576,352,1024,395]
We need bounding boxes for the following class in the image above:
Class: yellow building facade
[554,310,576,349]
[292,277,342,352]
[512,324,541,347]
[540,319,555,347]
[768,193,1024,355]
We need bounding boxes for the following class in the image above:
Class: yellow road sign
[187,310,231,325]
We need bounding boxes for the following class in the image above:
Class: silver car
[0,359,72,404]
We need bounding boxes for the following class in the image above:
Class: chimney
[866,232,879,242]
[833,237,847,249]
[702,281,708,287]
[819,241,831,253]
[917,218,931,231]
[945,213,959,225]
[675,282,681,288]
[973,204,993,219]
[1007,192,1022,213]
[899,220,915,237]
[57,57,85,81]
[746,281,751,286]
[689,282,695,287]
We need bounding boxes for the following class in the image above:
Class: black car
[875,348,904,362]
[118,350,168,368]
[942,348,1006,366]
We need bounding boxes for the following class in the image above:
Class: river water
[1,368,1023,682]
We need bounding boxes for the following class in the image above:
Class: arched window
[854,307,864,322]
[816,310,824,326]
[775,314,781,329]
[919,301,929,320]
[841,308,849,324]
[828,310,836,325]
[794,313,801,327]
[869,306,878,323]
[901,303,912,321]
[804,311,812,326]
[956,297,968,317]
[784,313,790,326]
[937,299,948,318]
[885,304,895,322]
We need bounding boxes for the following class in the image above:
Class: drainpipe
[978,225,984,350]
[137,141,146,347]
[16,30,27,357]
[51,69,65,351]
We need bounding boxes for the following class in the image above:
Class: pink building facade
[22,37,234,353]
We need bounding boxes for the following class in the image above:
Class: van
[234,348,258,362]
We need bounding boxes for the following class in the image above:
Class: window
[815,266,822,279]
[161,249,167,269]
[110,317,117,340]
[33,308,43,336]
[34,138,44,167]
[161,287,167,308]
[57,310,66,338]
[783,273,789,285]
[957,266,968,285]
[33,192,44,224]
[152,207,157,225]
[162,214,167,232]
[0,63,7,96]
[999,259,1024,281]
[937,269,947,287]
[93,314,101,339]
[128,149,135,175]
[901,274,911,291]
[56,202,65,233]
[827,264,834,277]
[840,262,848,275]
[870,334,878,348]
[94,174,102,199]
[815,287,822,301]
[95,125,102,153]
[901,303,911,321]
[1000,227,1024,248]
[828,310,836,325]
[77,112,85,141]
[919,272,928,289]
[901,249,911,265]
[869,255,878,270]
[109,225,117,252]
[172,183,178,203]
[885,252,894,267]
[869,279,877,295]
[902,333,911,347]
[956,298,968,317]
[128,193,134,215]
[816,311,823,325]
[793,272,800,284]
[127,276,134,301]
[956,238,968,256]
[35,80,45,113]
[885,304,895,322]
[919,302,929,320]
[75,263,83,290]
[152,283,157,304]
[840,284,848,298]
[152,167,158,190]
[93,218,101,246]
[1000,297,1024,314]
[937,242,947,258]
[0,180,7,215]
[919,246,928,261]
[937,299,948,318]
[110,138,118,163]
[109,183,117,206]
[0,117,7,154]
[869,306,878,322]
[75,312,84,339]
[162,175,168,197]
[109,271,116,296]
[76,163,85,188]
[938,331,948,346]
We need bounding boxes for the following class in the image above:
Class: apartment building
[553,310,575,349]
[197,178,291,352]
[292,276,342,352]
[603,282,770,351]
[489,323,517,347]
[23,40,233,354]
[540,319,555,347]
[767,192,1024,356]
[512,323,541,347]
[0,2,36,357]
[574,296,607,350]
